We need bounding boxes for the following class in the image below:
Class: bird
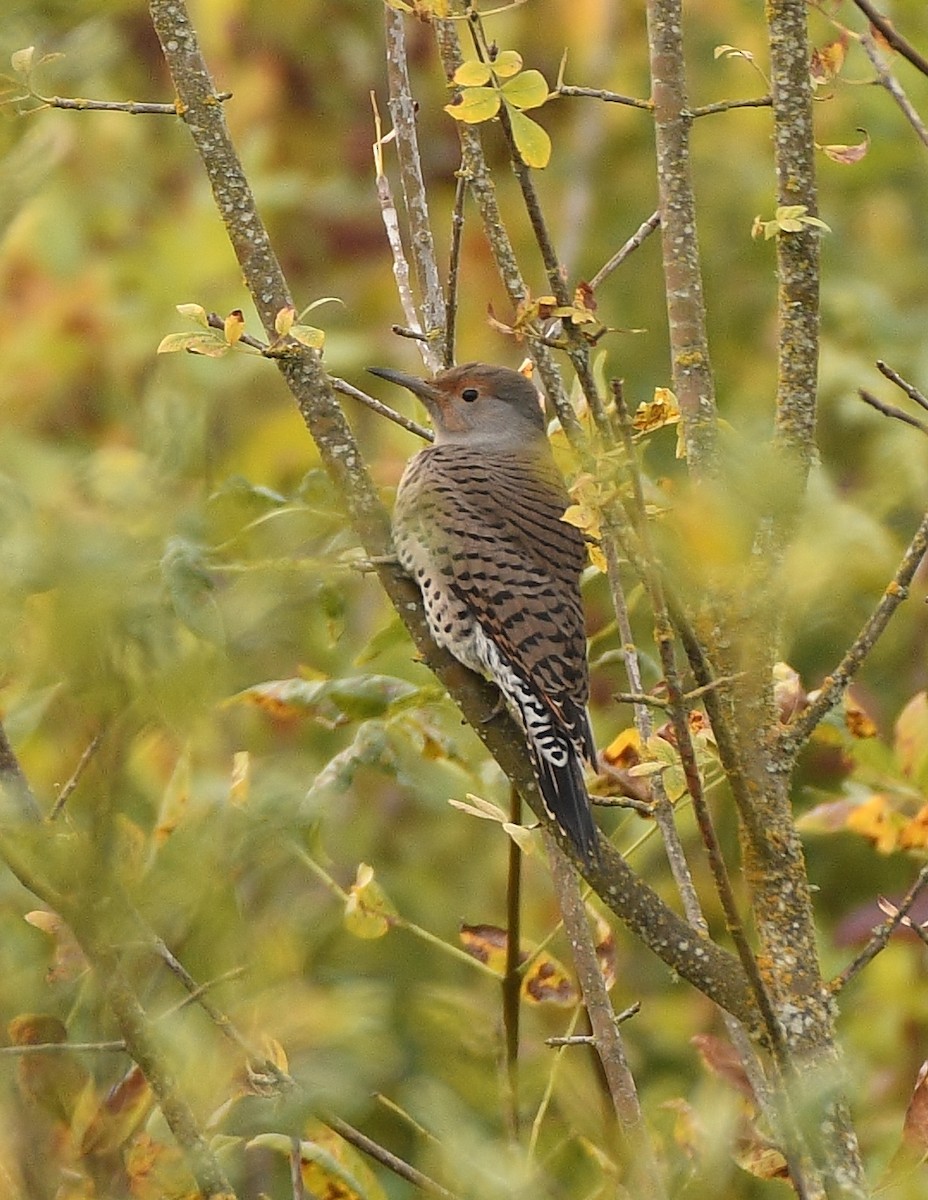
[368,362,600,865]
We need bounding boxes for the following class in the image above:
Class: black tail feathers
[531,741,600,867]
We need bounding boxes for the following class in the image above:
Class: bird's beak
[367,367,441,405]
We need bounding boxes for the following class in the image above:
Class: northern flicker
[369,362,599,864]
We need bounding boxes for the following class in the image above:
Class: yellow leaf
[501,68,550,111]
[289,323,325,350]
[275,305,296,335]
[344,863,396,939]
[175,303,208,327]
[602,727,642,769]
[895,692,928,782]
[633,387,681,433]
[493,50,523,78]
[845,794,901,854]
[810,35,847,86]
[223,309,245,345]
[444,87,501,124]
[453,60,491,87]
[156,331,230,356]
[899,805,928,850]
[506,107,551,168]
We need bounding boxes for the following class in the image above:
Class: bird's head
[368,362,546,448]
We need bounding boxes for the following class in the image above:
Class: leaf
[11,46,35,76]
[249,1129,380,1200]
[810,35,847,86]
[448,793,509,823]
[460,923,508,973]
[899,804,928,850]
[223,309,245,345]
[903,1061,928,1151]
[845,794,901,854]
[229,750,250,806]
[501,68,550,111]
[160,536,225,644]
[522,951,578,1006]
[895,692,928,783]
[820,131,870,165]
[344,863,396,939]
[505,106,552,168]
[692,1033,756,1102]
[275,305,296,335]
[444,87,501,124]
[24,910,88,984]
[587,903,617,990]
[453,60,492,87]
[175,302,209,326]
[231,674,421,725]
[492,50,523,78]
[80,1065,152,1157]
[289,323,326,350]
[633,387,681,433]
[156,330,230,357]
[602,727,642,770]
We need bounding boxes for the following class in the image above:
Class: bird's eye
[461,387,479,403]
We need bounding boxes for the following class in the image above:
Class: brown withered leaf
[903,1060,928,1152]
[733,1122,790,1181]
[125,1132,198,1200]
[820,132,870,166]
[586,904,617,991]
[460,923,511,974]
[522,953,578,1006]
[80,1065,152,1157]
[845,691,878,738]
[810,34,847,86]
[24,910,88,984]
[773,662,807,725]
[691,1033,756,1103]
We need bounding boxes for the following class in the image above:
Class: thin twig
[502,784,522,1139]
[645,0,718,471]
[690,94,772,117]
[545,836,667,1197]
[383,7,446,371]
[877,359,928,412]
[831,865,928,993]
[325,1115,461,1200]
[859,388,928,436]
[780,508,928,753]
[860,31,928,148]
[30,91,230,115]
[445,171,466,368]
[849,0,928,79]
[554,84,653,110]
[331,377,433,442]
[589,211,661,291]
[290,1136,306,1200]
[49,733,102,820]
[372,94,425,347]
[0,1039,127,1055]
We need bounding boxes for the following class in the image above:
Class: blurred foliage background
[2,0,928,1195]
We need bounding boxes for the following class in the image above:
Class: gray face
[368,362,547,447]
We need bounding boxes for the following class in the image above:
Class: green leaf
[444,87,501,124]
[505,106,552,168]
[453,60,492,87]
[501,68,550,111]
[493,50,523,79]
[289,323,325,350]
[160,537,225,645]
